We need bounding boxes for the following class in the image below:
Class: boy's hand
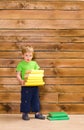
[26,70,31,74]
[20,80,25,86]
[24,70,31,81]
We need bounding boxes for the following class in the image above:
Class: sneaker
[35,113,45,120]
[22,113,30,120]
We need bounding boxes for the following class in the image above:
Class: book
[47,116,69,121]
[26,70,44,74]
[48,112,69,118]
[24,70,45,86]
[47,112,70,121]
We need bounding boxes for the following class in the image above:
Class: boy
[16,45,45,120]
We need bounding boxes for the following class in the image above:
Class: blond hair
[21,45,34,54]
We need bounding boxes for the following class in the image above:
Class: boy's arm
[16,71,24,86]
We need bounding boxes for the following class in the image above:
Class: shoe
[22,113,30,120]
[35,113,45,120]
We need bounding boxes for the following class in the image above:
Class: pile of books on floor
[25,70,45,86]
[47,112,69,121]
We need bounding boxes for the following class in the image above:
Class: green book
[48,112,69,118]
[47,116,69,121]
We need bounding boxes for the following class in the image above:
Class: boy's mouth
[27,59,30,61]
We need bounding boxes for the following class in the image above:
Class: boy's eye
[26,55,32,57]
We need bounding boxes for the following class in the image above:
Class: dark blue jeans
[20,86,40,113]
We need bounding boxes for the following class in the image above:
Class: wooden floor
[0,114,84,130]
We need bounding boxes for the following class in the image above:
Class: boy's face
[22,52,33,62]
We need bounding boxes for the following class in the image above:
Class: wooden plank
[40,93,58,103]
[0,77,57,85]
[0,67,57,77]
[0,43,84,51]
[0,84,84,93]
[0,84,60,93]
[1,29,84,37]
[0,84,57,92]
[1,67,84,77]
[0,51,84,59]
[0,92,58,103]
[0,20,84,29]
[0,1,84,10]
[0,92,20,102]
[1,51,84,59]
[0,103,84,114]
[63,52,84,58]
[42,103,84,114]
[56,29,84,36]
[0,103,59,114]
[0,68,16,76]
[57,85,84,93]
[0,36,77,43]
[59,104,84,114]
[0,51,82,59]
[0,30,60,37]
[40,85,84,93]
[58,43,84,51]
[0,36,65,44]
[0,67,58,77]
[55,59,84,67]
[0,59,84,68]
[0,59,58,68]
[0,103,20,114]
[0,10,84,20]
[0,77,84,85]
[56,68,84,76]
[40,103,59,114]
[0,36,84,43]
[58,93,84,103]
[44,77,84,85]
[0,43,57,51]
[0,85,20,92]
[0,51,21,59]
[0,51,56,59]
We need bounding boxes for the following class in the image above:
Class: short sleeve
[16,63,22,72]
[34,62,40,70]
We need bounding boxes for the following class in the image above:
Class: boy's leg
[31,87,40,113]
[20,86,31,113]
[20,86,32,120]
[31,86,45,119]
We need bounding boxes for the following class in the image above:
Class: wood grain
[0,1,84,10]
[0,77,84,85]
[0,20,84,29]
[0,0,84,114]
[0,51,84,59]
[0,10,84,20]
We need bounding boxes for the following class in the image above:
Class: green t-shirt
[16,60,40,80]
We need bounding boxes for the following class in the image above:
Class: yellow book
[24,73,44,78]
[30,70,44,74]
[24,70,45,86]
[26,81,44,84]
[28,77,43,80]
[25,82,45,86]
[28,74,44,77]
[26,79,43,83]
[26,70,44,74]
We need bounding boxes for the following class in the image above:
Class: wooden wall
[0,0,84,114]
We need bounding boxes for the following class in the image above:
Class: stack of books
[47,112,69,121]
[24,70,45,86]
